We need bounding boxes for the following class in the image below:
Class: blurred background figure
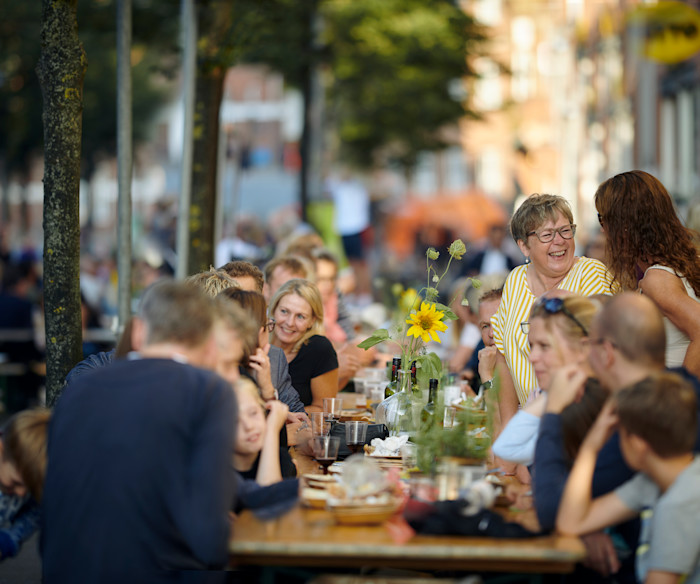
[461,223,521,278]
[0,260,44,414]
[326,170,372,305]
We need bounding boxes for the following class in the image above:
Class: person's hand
[504,483,533,511]
[286,411,310,426]
[249,344,275,400]
[581,532,620,577]
[545,364,588,414]
[460,368,475,381]
[477,345,498,382]
[337,344,361,382]
[265,399,289,433]
[515,463,531,486]
[581,399,618,453]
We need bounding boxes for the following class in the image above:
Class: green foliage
[321,0,488,171]
[0,0,179,176]
[357,328,389,349]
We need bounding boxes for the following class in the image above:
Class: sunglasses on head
[520,297,588,336]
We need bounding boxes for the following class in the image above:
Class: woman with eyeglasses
[595,170,700,377]
[491,194,618,425]
[493,294,607,467]
[217,288,306,414]
[269,279,339,412]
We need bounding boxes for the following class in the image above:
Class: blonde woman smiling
[269,279,339,412]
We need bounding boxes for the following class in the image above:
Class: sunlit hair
[218,261,264,293]
[283,232,325,262]
[529,295,599,346]
[597,292,666,366]
[509,194,574,244]
[234,376,266,409]
[217,289,267,361]
[478,287,503,305]
[138,279,217,348]
[269,278,325,352]
[214,296,259,363]
[3,408,51,502]
[185,267,240,298]
[264,255,314,283]
[616,371,697,457]
[595,170,700,295]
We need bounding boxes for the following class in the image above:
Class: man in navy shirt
[42,280,239,583]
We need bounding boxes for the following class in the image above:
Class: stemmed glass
[344,421,368,455]
[311,436,341,475]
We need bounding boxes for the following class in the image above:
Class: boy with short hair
[0,408,50,560]
[557,372,700,583]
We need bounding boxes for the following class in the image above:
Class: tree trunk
[186,0,231,275]
[188,67,225,274]
[299,60,311,224]
[37,0,85,406]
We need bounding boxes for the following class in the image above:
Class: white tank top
[644,265,699,367]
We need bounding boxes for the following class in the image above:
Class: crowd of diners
[0,169,699,584]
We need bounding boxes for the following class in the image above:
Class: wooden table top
[230,493,585,575]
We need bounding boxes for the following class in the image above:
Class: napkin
[370,435,409,456]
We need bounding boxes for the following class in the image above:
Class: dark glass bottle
[410,360,422,397]
[384,357,402,399]
[421,378,439,427]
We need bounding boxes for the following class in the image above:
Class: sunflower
[406,302,448,343]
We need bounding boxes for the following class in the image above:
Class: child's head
[615,372,697,463]
[0,408,51,501]
[233,378,267,465]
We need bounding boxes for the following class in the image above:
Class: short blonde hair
[269,278,325,352]
[3,408,51,502]
[186,267,240,298]
[234,377,265,409]
[510,194,574,243]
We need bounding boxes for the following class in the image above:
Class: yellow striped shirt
[492,257,618,405]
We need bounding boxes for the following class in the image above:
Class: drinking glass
[344,421,368,455]
[323,398,343,422]
[311,436,341,475]
[366,381,385,409]
[443,406,457,429]
[310,412,330,437]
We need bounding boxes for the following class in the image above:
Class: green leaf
[357,328,390,350]
[416,352,443,381]
[435,302,458,321]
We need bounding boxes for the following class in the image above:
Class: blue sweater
[42,358,236,583]
[0,492,39,559]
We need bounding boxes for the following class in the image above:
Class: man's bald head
[595,293,666,367]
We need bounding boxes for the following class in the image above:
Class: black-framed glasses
[526,224,576,243]
[520,297,588,336]
[266,318,276,332]
[597,213,604,227]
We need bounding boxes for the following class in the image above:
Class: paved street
[0,534,41,584]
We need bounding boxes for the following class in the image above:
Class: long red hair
[595,170,700,294]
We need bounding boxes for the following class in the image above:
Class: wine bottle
[384,357,402,399]
[421,378,439,427]
[410,360,422,397]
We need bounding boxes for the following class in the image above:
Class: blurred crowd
[2,169,700,583]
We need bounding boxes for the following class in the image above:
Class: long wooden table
[229,504,585,575]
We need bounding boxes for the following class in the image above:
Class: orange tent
[384,190,508,259]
